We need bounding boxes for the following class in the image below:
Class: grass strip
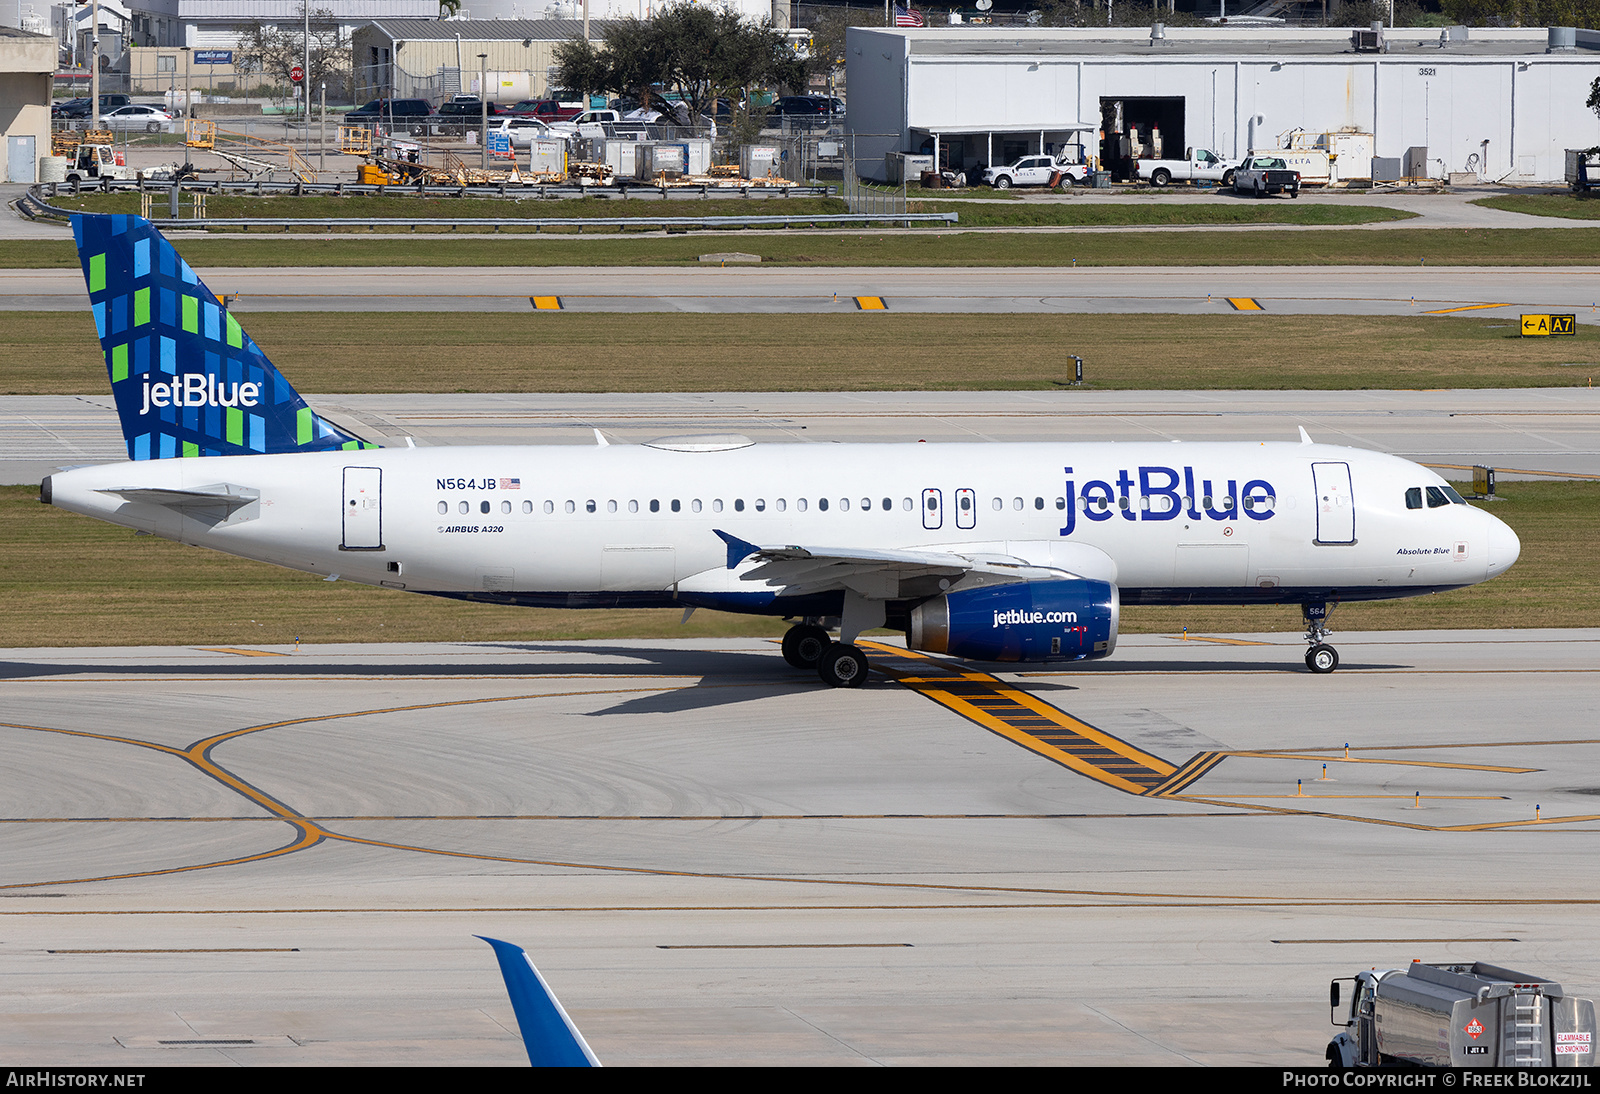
[4,312,1595,395]
[8,225,1600,269]
[39,191,1414,230]
[1471,194,1600,220]
[1,481,1590,647]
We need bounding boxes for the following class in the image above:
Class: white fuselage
[45,439,1520,614]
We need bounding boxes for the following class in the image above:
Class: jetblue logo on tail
[71,213,373,460]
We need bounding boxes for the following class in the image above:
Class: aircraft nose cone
[1486,514,1521,578]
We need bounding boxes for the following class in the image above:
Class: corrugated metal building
[351,19,612,103]
[845,24,1600,183]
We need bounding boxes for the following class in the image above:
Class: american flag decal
[501,478,521,489]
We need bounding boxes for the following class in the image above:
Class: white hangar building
[844,24,1600,184]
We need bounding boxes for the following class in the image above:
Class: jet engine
[907,578,1119,663]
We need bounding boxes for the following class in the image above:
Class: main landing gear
[1303,602,1339,674]
[781,621,870,689]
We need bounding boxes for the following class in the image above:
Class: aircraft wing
[713,530,1069,598]
[478,936,600,1067]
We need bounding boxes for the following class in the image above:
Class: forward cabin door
[342,466,383,550]
[1312,462,1356,545]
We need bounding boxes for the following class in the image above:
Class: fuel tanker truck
[1328,961,1596,1068]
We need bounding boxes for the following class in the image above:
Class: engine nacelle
[907,579,1119,663]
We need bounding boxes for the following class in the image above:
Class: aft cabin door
[1312,462,1355,545]
[342,466,383,550]
[922,488,943,530]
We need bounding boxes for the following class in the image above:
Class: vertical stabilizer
[477,936,601,1067]
[71,213,371,460]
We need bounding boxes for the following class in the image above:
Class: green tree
[553,3,804,122]
[234,7,349,101]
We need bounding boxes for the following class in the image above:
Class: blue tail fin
[71,213,372,460]
[477,936,600,1067]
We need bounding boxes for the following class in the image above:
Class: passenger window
[628,500,638,513]
[818,498,829,511]
[437,501,448,514]
[1055,498,1065,509]
[1034,497,1044,510]
[692,499,702,513]
[650,499,660,513]
[839,498,849,512]
[1426,487,1450,509]
[544,500,554,514]
[608,500,618,513]
[586,500,596,513]
[501,500,511,514]
[776,499,786,512]
[712,499,722,513]
[459,501,469,514]
[991,497,1002,511]
[671,500,681,512]
[882,498,892,510]
[903,498,913,511]
[523,501,534,514]
[1013,497,1023,510]
[480,501,490,514]
[1406,488,1423,510]
[959,495,972,512]
[735,499,745,512]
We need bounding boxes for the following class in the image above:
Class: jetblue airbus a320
[43,215,1521,684]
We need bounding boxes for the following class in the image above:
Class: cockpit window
[1426,486,1452,508]
[1405,488,1423,510]
[1441,485,1466,505]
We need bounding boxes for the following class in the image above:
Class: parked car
[437,97,507,118]
[1136,147,1238,187]
[769,95,839,118]
[345,98,434,133]
[1233,154,1301,198]
[983,153,1087,189]
[100,104,175,133]
[56,94,132,120]
[512,98,583,121]
[489,116,564,148]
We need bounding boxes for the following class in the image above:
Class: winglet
[713,528,761,569]
[1298,426,1314,445]
[477,936,600,1067]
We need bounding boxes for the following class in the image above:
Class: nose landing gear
[1303,602,1339,674]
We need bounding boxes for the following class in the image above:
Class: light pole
[302,1,310,121]
[89,0,100,130]
[180,45,190,119]
[478,52,488,171]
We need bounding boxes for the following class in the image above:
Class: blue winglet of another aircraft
[713,528,761,569]
[477,936,601,1067]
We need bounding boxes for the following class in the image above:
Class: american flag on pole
[894,4,925,26]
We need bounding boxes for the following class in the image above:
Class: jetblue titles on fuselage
[1058,465,1276,537]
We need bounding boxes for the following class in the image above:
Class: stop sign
[290,64,304,83]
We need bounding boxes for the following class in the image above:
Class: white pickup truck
[983,154,1089,189]
[1135,148,1238,187]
